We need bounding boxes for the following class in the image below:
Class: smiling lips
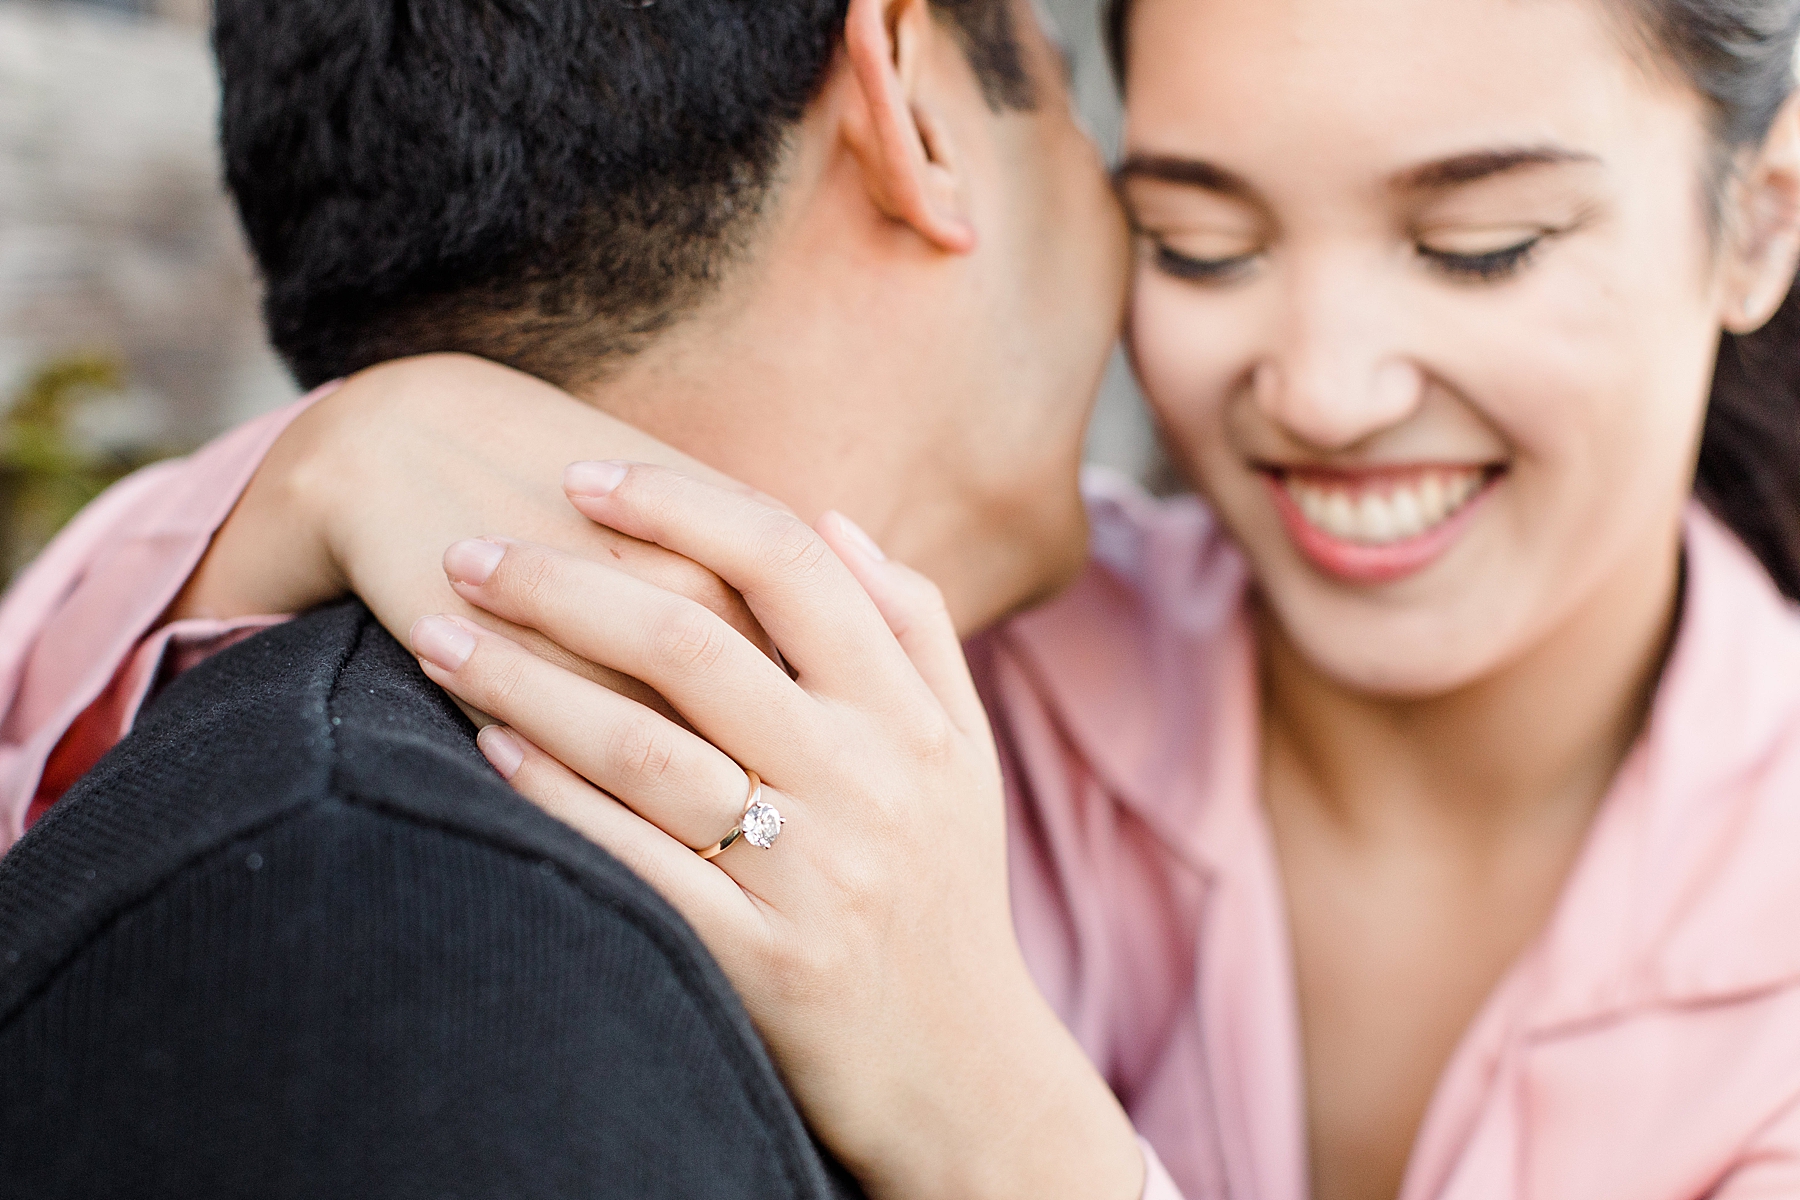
[1265,464,1496,584]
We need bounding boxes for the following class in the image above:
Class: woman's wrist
[170,392,348,622]
[845,974,1145,1200]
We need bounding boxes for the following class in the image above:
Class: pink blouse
[5,414,1800,1200]
[976,475,1800,1199]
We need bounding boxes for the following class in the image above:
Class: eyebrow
[1115,154,1259,202]
[1390,146,1599,191]
[1115,145,1600,204]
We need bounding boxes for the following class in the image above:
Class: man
[0,0,1126,1194]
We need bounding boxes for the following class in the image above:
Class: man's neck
[561,98,1097,639]
[565,253,1052,639]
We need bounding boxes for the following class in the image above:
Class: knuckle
[897,711,957,766]
[605,715,679,784]
[764,936,847,1008]
[632,474,684,532]
[755,514,832,582]
[506,549,562,612]
[476,651,531,712]
[825,854,887,913]
[647,600,731,675]
[813,862,904,967]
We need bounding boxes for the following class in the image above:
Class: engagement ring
[697,769,783,858]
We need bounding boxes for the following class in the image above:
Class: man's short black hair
[214,0,1034,391]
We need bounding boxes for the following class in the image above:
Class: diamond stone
[741,801,784,849]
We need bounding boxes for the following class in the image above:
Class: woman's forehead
[1119,0,1701,182]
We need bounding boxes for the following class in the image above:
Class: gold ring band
[697,769,762,860]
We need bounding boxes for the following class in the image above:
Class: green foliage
[1,355,179,583]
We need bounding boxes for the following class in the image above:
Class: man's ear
[840,0,978,254]
[1723,93,1800,334]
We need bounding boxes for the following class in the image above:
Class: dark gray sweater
[0,601,854,1200]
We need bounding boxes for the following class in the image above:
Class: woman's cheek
[1127,270,1241,463]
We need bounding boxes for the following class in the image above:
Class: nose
[1253,266,1425,451]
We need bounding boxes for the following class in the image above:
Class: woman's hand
[172,354,773,717]
[407,463,1144,1200]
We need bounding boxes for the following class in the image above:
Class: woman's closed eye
[1415,225,1554,282]
[1144,221,1565,285]
[1145,229,1262,284]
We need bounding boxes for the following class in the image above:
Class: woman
[8,0,1800,1197]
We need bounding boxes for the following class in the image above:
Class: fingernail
[444,538,505,585]
[411,615,476,671]
[477,725,525,780]
[564,460,629,497]
[832,512,887,562]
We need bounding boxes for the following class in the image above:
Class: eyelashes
[1152,244,1256,283]
[1148,233,1550,286]
[1416,235,1543,282]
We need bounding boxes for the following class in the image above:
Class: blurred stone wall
[0,0,295,450]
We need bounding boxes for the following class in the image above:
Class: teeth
[1358,492,1395,542]
[1419,474,1446,524]
[1390,488,1425,538]
[1282,468,1487,546]
[1325,490,1355,537]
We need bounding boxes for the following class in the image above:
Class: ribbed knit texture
[0,602,856,1199]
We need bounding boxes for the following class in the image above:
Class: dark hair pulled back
[1105,0,1800,600]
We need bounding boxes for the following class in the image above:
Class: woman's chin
[1250,575,1528,703]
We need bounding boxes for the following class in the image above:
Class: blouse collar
[1000,481,1800,1026]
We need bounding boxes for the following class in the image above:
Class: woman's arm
[176,355,767,687]
[0,392,328,846]
[0,354,764,847]
[409,463,1150,1200]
